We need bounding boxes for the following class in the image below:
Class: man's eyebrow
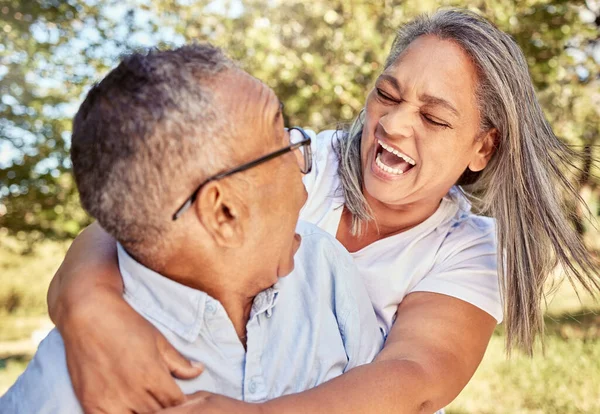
[273,100,284,124]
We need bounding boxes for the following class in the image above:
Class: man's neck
[160,260,255,347]
[217,294,254,347]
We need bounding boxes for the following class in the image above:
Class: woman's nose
[378,104,416,139]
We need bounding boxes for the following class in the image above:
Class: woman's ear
[194,181,244,248]
[469,128,498,172]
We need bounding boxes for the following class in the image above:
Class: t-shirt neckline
[331,192,461,256]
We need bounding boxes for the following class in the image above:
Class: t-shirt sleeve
[410,217,504,323]
[0,329,84,413]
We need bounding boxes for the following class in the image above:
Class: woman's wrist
[47,221,122,326]
[52,267,123,331]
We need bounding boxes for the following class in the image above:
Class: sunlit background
[1,0,599,412]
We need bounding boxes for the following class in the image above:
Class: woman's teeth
[378,140,416,165]
[376,153,405,175]
[375,140,416,175]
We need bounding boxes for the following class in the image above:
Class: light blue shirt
[1,221,383,412]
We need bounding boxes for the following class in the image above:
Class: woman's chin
[363,173,408,206]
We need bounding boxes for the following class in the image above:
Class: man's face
[216,69,307,292]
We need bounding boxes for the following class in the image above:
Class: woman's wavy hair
[335,8,599,354]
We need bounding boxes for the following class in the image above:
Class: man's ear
[469,128,498,172]
[194,181,244,248]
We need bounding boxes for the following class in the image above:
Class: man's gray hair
[335,9,599,353]
[71,44,235,269]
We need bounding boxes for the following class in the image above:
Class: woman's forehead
[383,35,479,112]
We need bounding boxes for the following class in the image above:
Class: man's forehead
[211,69,282,150]
[215,69,279,112]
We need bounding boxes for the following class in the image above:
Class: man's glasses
[172,127,312,221]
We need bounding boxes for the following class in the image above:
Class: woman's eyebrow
[420,94,460,117]
[379,74,459,117]
[378,74,402,93]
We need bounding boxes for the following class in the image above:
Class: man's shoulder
[295,220,354,267]
[295,219,333,239]
[0,329,83,413]
[288,221,360,302]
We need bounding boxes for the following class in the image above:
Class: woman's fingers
[149,332,204,408]
[147,365,187,408]
[157,335,204,380]
[137,389,171,413]
[185,391,213,401]
[58,289,190,413]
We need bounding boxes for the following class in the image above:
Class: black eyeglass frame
[172,127,312,221]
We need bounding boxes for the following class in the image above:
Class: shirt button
[205,299,217,314]
[249,381,257,394]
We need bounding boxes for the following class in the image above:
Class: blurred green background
[1,0,599,412]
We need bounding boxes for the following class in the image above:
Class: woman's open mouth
[373,140,416,176]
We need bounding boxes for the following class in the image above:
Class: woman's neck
[368,191,442,235]
[336,192,442,253]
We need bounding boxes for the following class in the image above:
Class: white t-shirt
[300,130,503,335]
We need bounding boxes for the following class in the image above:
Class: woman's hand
[158,392,263,414]
[60,286,204,413]
[48,223,203,412]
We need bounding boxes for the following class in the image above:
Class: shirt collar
[117,243,281,342]
[117,243,207,342]
[447,185,473,213]
[251,286,280,319]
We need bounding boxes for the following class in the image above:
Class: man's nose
[301,184,308,205]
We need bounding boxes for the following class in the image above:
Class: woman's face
[361,35,495,209]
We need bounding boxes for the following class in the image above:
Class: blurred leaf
[1,0,599,246]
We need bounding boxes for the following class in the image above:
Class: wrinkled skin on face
[208,69,307,293]
[360,35,495,216]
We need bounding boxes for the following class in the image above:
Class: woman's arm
[268,291,495,413]
[47,222,122,324]
[47,223,203,413]
[166,291,496,414]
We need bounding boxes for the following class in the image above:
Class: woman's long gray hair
[336,9,600,354]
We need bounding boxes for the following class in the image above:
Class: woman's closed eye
[375,87,400,104]
[422,113,451,129]
[376,87,452,129]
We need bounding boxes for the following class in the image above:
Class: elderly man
[0,45,382,413]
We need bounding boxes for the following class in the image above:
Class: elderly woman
[47,8,598,413]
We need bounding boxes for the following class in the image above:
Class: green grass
[447,321,600,413]
[0,354,30,395]
[0,236,68,317]
[0,237,64,395]
[448,283,600,413]
[0,237,599,412]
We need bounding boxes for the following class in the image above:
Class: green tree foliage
[1,0,599,246]
[0,0,107,242]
